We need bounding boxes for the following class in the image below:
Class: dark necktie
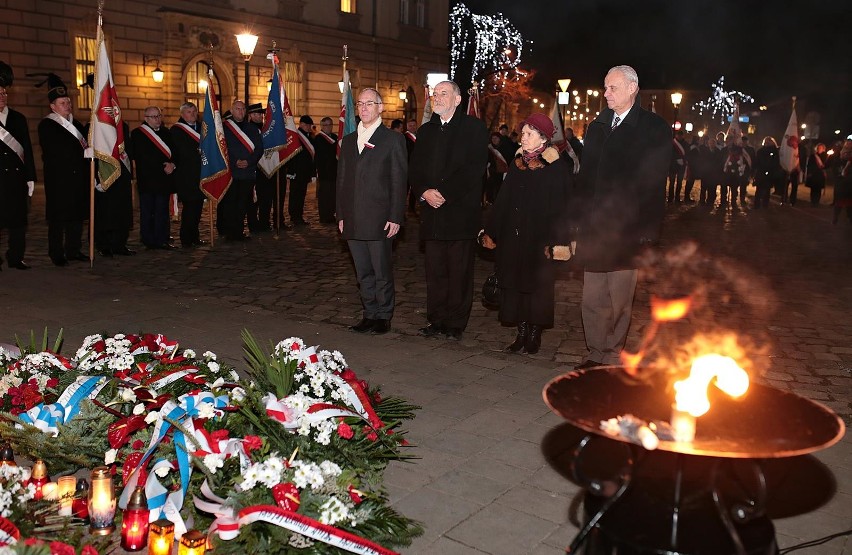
[612,115,621,129]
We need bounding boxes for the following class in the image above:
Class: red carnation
[49,541,76,555]
[132,440,144,450]
[337,422,354,440]
[81,546,100,555]
[362,426,378,442]
[243,435,262,452]
[46,378,59,389]
[211,429,230,442]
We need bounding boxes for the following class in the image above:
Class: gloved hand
[27,181,34,197]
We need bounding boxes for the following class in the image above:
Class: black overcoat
[132,123,177,195]
[576,100,670,271]
[37,115,89,221]
[0,108,36,228]
[409,106,488,240]
[170,118,204,203]
[336,124,407,240]
[85,121,133,232]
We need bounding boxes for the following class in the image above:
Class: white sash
[297,128,315,158]
[405,130,416,142]
[0,125,25,162]
[672,138,686,158]
[316,130,335,144]
[46,112,86,147]
[139,124,172,159]
[173,122,200,144]
[225,120,255,153]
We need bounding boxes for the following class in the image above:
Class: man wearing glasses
[336,88,407,335]
[131,106,178,249]
[409,80,488,340]
[0,61,36,270]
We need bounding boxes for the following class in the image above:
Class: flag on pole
[466,86,480,119]
[259,55,303,178]
[199,70,232,202]
[88,24,129,191]
[549,100,566,152]
[337,69,356,157]
[726,103,743,145]
[779,102,799,173]
[421,83,433,125]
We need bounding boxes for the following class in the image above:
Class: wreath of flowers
[0,331,422,554]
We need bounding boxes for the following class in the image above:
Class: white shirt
[0,106,8,127]
[612,107,631,127]
[357,118,382,153]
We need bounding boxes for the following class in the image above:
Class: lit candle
[41,481,58,501]
[670,405,696,443]
[88,466,116,535]
[29,460,49,500]
[120,486,149,551]
[177,529,206,555]
[72,479,89,523]
[57,475,77,516]
[0,445,17,467]
[148,518,175,555]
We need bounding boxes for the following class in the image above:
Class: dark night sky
[457,0,852,128]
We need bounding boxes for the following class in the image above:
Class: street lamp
[671,92,683,130]
[235,32,259,103]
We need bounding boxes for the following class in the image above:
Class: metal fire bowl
[543,368,845,458]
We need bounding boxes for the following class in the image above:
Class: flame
[651,296,692,322]
[673,354,749,417]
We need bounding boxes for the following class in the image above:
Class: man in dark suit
[36,73,89,266]
[171,101,205,247]
[336,88,407,335]
[221,100,262,241]
[284,115,316,226]
[313,116,338,224]
[576,65,671,368]
[409,80,489,340]
[131,106,177,249]
[0,61,36,270]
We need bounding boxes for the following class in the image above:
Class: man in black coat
[0,61,37,270]
[36,73,90,266]
[337,88,407,335]
[221,100,262,241]
[576,65,670,368]
[91,120,134,257]
[314,116,338,224]
[132,106,177,249]
[284,115,316,226]
[409,80,489,340]
[171,102,205,247]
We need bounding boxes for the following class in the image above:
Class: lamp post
[671,91,683,132]
[557,78,571,132]
[235,32,259,103]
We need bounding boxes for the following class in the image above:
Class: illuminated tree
[450,2,525,89]
[692,76,755,124]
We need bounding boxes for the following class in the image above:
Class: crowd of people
[2,58,850,370]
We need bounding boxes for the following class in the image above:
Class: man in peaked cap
[245,102,274,233]
[0,61,37,270]
[283,114,316,226]
[35,73,90,266]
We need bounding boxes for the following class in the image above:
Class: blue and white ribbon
[16,375,108,436]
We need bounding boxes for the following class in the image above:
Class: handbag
[481,271,500,309]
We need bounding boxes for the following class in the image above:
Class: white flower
[211,377,226,389]
[319,460,342,478]
[145,411,160,424]
[120,387,137,403]
[183,349,196,359]
[202,453,225,474]
[196,402,216,420]
[258,465,280,488]
[230,387,246,402]
[154,465,171,478]
[229,370,240,382]
[208,361,221,374]
[132,403,146,415]
[264,457,285,475]
[239,465,259,491]
[203,351,217,361]
[319,496,350,525]
[105,449,118,465]
[292,461,324,490]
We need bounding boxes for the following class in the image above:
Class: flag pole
[89,2,105,268]
[210,200,215,248]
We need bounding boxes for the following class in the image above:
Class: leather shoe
[445,328,463,340]
[192,240,209,247]
[113,247,136,256]
[98,248,114,258]
[52,257,69,267]
[575,360,602,370]
[68,252,88,261]
[371,320,391,335]
[418,324,444,337]
[9,260,31,270]
[349,318,376,333]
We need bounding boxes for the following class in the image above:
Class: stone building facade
[0,0,449,156]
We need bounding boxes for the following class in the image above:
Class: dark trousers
[683,175,696,202]
[252,173,276,232]
[667,165,685,202]
[179,198,203,246]
[2,225,26,264]
[217,179,253,239]
[139,191,170,247]
[48,218,83,261]
[288,177,309,223]
[347,238,395,320]
[753,182,772,209]
[424,239,476,331]
[721,174,740,205]
[785,171,799,205]
[700,179,718,205]
[316,178,336,222]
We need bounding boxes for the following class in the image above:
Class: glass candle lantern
[177,529,206,555]
[57,475,77,516]
[120,486,149,551]
[0,445,17,467]
[88,466,116,535]
[148,518,175,555]
[72,478,89,522]
[30,460,48,500]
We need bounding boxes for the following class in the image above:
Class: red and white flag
[466,86,480,119]
[549,100,566,152]
[779,102,800,173]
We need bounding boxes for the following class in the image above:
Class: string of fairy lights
[692,76,755,124]
[449,3,526,87]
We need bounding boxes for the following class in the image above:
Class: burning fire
[650,296,691,322]
[673,354,749,417]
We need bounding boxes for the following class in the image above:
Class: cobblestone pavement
[1,181,850,554]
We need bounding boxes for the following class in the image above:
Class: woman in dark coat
[832,139,852,224]
[481,113,574,354]
[805,142,827,206]
[752,136,782,209]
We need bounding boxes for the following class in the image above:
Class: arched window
[185,61,221,111]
